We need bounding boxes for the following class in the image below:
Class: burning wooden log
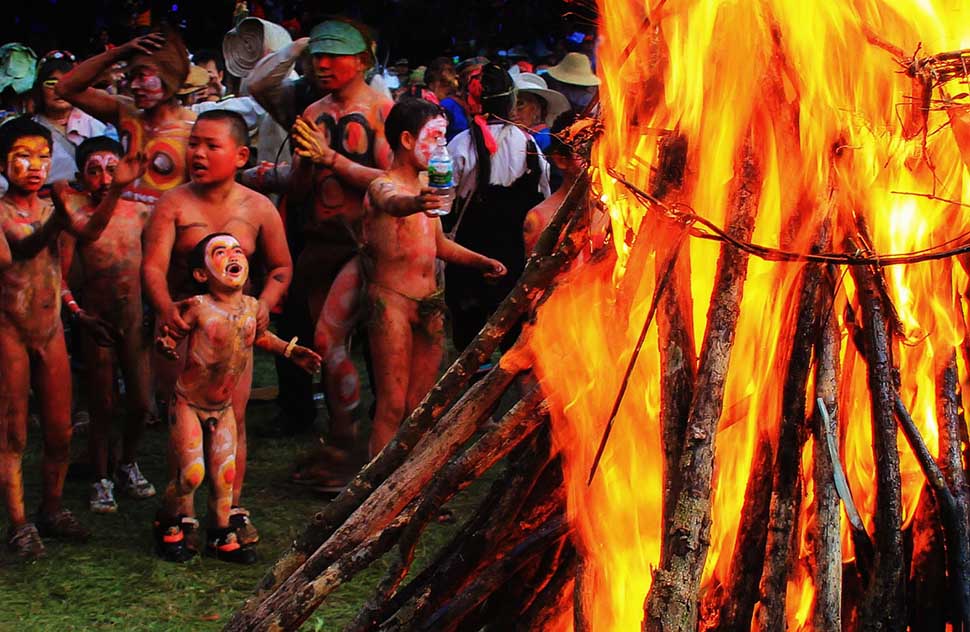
[643,132,761,632]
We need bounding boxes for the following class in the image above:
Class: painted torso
[118,107,196,207]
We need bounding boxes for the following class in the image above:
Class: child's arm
[0,204,63,259]
[434,220,507,279]
[155,298,199,360]
[292,116,385,191]
[0,228,10,269]
[367,177,441,218]
[54,153,146,242]
[254,330,322,374]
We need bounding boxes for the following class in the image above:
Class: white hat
[512,72,571,126]
[223,18,293,78]
[546,52,600,87]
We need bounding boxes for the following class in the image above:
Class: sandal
[7,523,45,560]
[228,506,259,546]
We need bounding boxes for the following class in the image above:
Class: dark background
[0,0,597,68]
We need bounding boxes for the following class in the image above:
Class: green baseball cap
[308,21,368,56]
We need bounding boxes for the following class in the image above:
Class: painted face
[42,70,72,113]
[129,65,166,109]
[187,119,245,185]
[203,234,248,289]
[412,116,447,168]
[312,53,364,92]
[81,151,120,199]
[4,136,52,192]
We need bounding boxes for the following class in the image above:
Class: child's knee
[215,456,236,490]
[326,346,359,410]
[176,459,205,494]
[43,425,73,461]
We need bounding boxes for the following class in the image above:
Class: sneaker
[180,515,200,553]
[228,506,259,546]
[115,462,156,499]
[7,523,45,560]
[153,515,196,563]
[35,508,91,542]
[207,527,257,564]
[89,479,118,514]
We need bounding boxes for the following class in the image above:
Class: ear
[550,152,570,171]
[400,130,416,152]
[192,268,209,284]
[235,145,250,169]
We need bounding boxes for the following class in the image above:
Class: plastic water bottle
[427,137,455,216]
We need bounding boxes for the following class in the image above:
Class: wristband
[284,336,299,358]
[65,298,82,316]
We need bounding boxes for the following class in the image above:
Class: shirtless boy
[59,136,155,513]
[282,19,392,470]
[0,117,141,558]
[153,233,319,563]
[363,98,506,456]
[143,110,292,544]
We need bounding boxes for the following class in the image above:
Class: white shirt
[448,122,551,201]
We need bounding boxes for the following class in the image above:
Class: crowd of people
[0,9,599,564]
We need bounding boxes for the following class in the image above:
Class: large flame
[529,0,970,629]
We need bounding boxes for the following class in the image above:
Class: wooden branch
[373,447,562,630]
[849,263,906,631]
[937,352,970,630]
[909,486,947,632]
[417,515,570,632]
[230,176,591,625]
[895,391,970,628]
[643,132,761,632]
[517,546,578,631]
[811,304,842,630]
[350,388,548,631]
[754,205,833,629]
[246,385,548,631]
[714,436,773,631]
[574,560,593,632]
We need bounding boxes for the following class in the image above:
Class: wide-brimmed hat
[177,64,210,96]
[512,72,570,127]
[0,44,38,94]
[546,52,600,87]
[308,20,368,56]
[223,17,293,78]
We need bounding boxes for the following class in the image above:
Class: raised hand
[289,345,322,374]
[121,33,166,57]
[292,116,336,167]
[112,152,147,190]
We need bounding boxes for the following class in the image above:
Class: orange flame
[530,0,970,629]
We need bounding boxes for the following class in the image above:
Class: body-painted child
[0,117,143,559]
[153,233,320,563]
[58,136,155,513]
[362,98,506,457]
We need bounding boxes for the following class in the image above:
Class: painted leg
[34,332,73,517]
[406,312,446,414]
[163,399,204,519]
[366,291,414,457]
[313,257,362,441]
[80,330,115,479]
[117,322,152,466]
[207,409,237,529]
[230,350,252,506]
[0,330,29,527]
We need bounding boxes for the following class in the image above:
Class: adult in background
[542,52,601,114]
[511,72,570,153]
[445,64,550,352]
[56,29,195,209]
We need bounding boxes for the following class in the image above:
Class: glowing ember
[529,0,970,629]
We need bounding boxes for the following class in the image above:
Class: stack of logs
[223,111,970,631]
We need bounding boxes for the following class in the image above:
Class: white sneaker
[90,479,118,514]
[115,462,156,499]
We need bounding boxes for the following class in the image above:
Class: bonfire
[226,1,970,630]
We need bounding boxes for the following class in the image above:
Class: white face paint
[203,234,249,289]
[413,116,447,168]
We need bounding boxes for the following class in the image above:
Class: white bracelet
[284,336,298,358]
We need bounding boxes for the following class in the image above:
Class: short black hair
[194,109,249,147]
[33,58,75,109]
[384,97,446,153]
[75,135,124,170]
[189,232,236,291]
[548,110,578,157]
[0,117,53,164]
[192,49,224,73]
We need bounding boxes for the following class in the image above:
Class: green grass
[0,347,488,631]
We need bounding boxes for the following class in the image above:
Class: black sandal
[207,527,257,565]
[153,513,196,563]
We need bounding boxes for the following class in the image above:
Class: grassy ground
[0,346,485,631]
